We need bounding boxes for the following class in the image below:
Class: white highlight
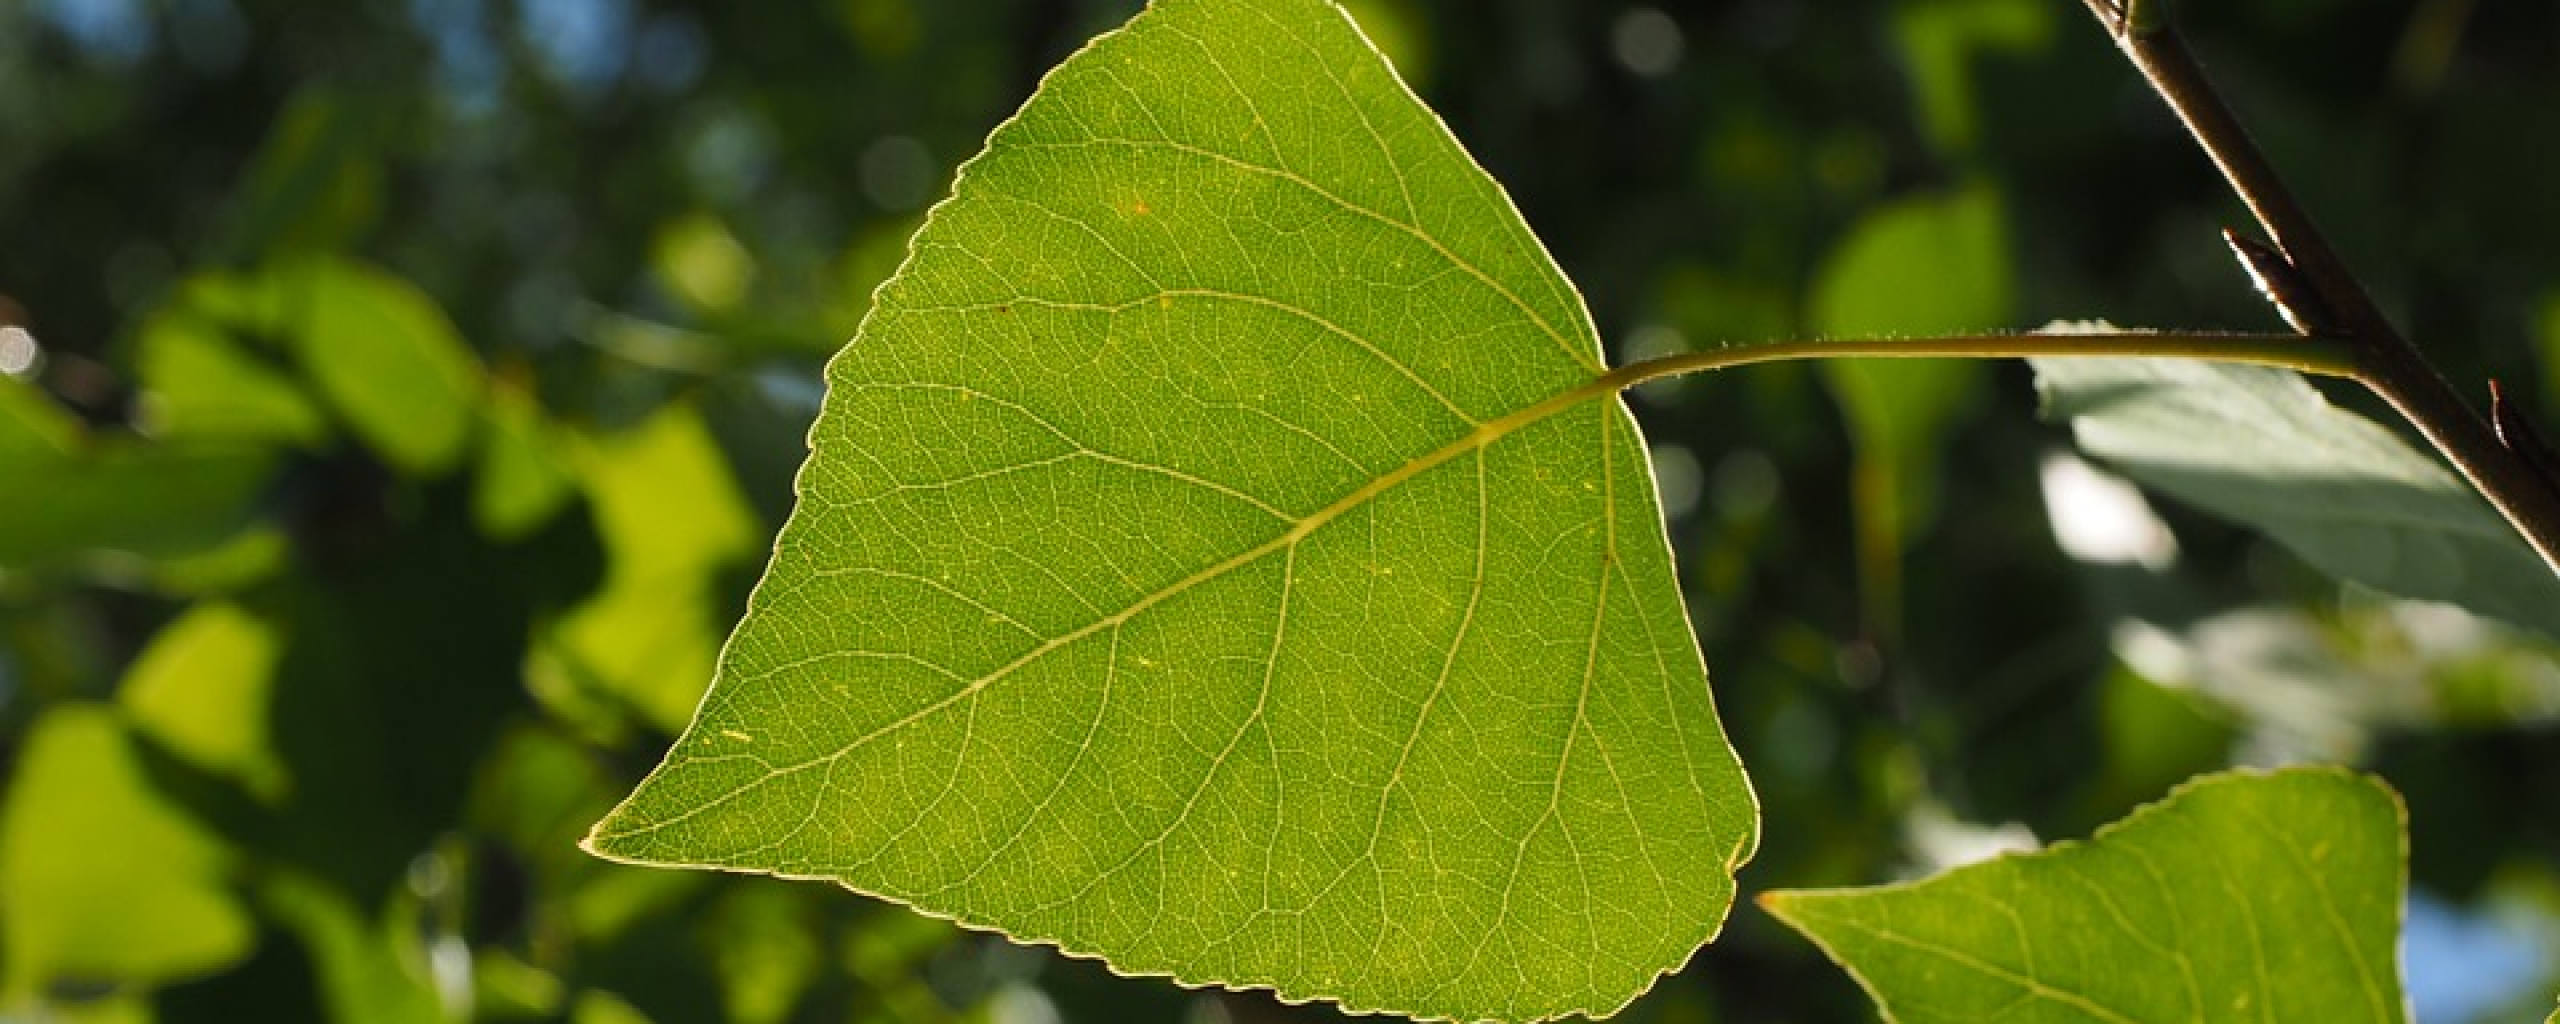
[1611,8,1684,77]
[0,326,36,377]
[2039,451,2177,570]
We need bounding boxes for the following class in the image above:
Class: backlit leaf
[277,258,484,475]
[586,1,1756,1020]
[0,706,254,1004]
[0,375,273,568]
[542,402,757,734]
[1763,767,2408,1023]
[132,310,328,446]
[117,601,292,802]
[1812,185,2007,631]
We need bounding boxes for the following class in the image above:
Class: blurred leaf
[472,380,578,541]
[217,92,385,260]
[277,258,484,475]
[0,375,273,568]
[828,215,926,339]
[132,310,327,446]
[571,990,658,1024]
[0,369,83,459]
[259,872,445,1024]
[0,705,254,1004]
[586,1,1755,1020]
[46,994,154,1024]
[468,726,619,869]
[1338,0,1428,83]
[544,402,755,733]
[2114,610,2394,765]
[652,213,757,314]
[1764,767,2408,1023]
[474,950,568,1018]
[708,884,821,1024]
[146,525,292,594]
[117,601,290,802]
[1812,185,2008,632]
[2033,356,2560,638]
[1892,0,2054,154]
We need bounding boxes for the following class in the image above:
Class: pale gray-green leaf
[2033,356,2560,637]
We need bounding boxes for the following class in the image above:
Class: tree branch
[2079,0,2560,577]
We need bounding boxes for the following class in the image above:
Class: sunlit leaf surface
[1764,767,2408,1024]
[0,374,273,568]
[0,706,255,1004]
[117,601,291,802]
[276,258,484,475]
[587,1,1756,1019]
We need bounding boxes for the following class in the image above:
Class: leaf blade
[2032,356,2560,637]
[1763,767,2408,1024]
[587,1,1756,1019]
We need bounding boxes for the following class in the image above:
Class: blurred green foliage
[4,0,2559,1021]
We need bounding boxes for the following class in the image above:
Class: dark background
[4,0,2558,1020]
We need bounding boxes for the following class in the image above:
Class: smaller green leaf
[540,402,756,733]
[0,375,274,568]
[0,370,82,460]
[1892,0,2054,154]
[1813,185,2007,630]
[471,380,578,541]
[2033,356,2560,637]
[277,258,484,474]
[118,601,291,802]
[217,91,385,259]
[259,872,444,1024]
[1763,767,2408,1024]
[132,311,328,446]
[652,212,757,314]
[0,705,255,1005]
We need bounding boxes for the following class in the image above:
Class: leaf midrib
[586,368,1629,850]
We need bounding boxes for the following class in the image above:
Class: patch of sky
[36,0,154,67]
[518,0,634,101]
[410,0,504,113]
[2406,888,2557,1024]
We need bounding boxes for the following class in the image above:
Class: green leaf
[586,1,1756,1020]
[1763,767,2409,1023]
[1812,186,2008,631]
[276,258,484,474]
[2033,356,2560,637]
[259,871,446,1024]
[653,212,758,314]
[1891,0,2054,154]
[472,379,578,541]
[0,375,274,569]
[117,601,292,802]
[542,402,758,734]
[132,309,328,446]
[0,705,255,1005]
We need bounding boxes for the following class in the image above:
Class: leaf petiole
[1602,328,2354,393]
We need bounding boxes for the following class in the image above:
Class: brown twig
[2080,0,2560,578]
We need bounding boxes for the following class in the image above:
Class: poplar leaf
[587,1,1756,1019]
